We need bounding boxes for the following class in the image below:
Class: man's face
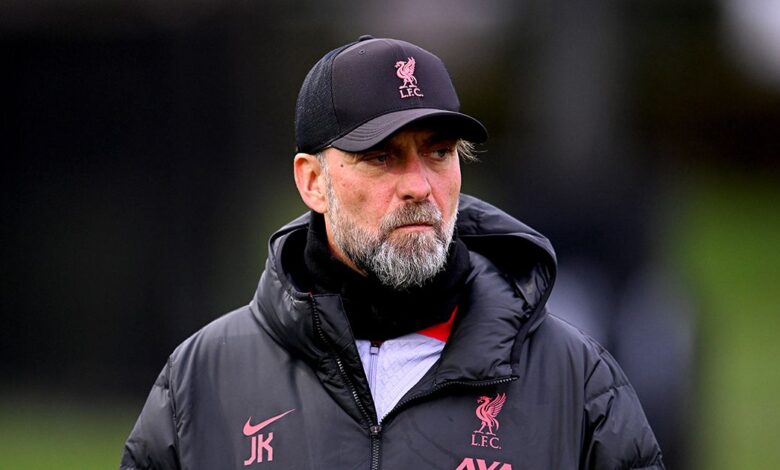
[319,126,462,289]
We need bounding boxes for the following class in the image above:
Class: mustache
[380,202,443,234]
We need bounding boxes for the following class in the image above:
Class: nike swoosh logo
[243,409,296,436]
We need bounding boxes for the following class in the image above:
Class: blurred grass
[678,171,780,470]
[0,396,136,470]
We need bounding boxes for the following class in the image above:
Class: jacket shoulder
[121,305,273,469]
[530,313,665,468]
[530,313,641,403]
[163,305,280,400]
[168,305,258,360]
[529,313,609,373]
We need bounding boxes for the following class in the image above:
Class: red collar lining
[417,306,458,342]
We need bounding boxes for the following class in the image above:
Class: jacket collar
[250,194,557,384]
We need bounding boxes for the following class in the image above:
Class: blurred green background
[681,173,780,469]
[2,0,778,468]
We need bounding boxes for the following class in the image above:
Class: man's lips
[394,223,434,232]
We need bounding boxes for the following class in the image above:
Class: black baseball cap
[295,35,488,154]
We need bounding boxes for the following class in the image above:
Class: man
[121,36,664,469]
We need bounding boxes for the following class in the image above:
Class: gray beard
[323,173,456,290]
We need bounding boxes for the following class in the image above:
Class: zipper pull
[368,341,382,393]
[369,424,383,470]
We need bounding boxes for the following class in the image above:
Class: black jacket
[121,194,664,469]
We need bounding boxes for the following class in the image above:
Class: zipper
[369,424,382,470]
[310,300,382,469]
[367,341,383,469]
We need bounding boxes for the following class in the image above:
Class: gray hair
[456,139,479,163]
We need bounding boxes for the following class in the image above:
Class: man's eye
[433,147,455,159]
[363,153,388,163]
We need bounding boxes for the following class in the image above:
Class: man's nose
[396,153,432,202]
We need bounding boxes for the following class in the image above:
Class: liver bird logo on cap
[395,57,424,98]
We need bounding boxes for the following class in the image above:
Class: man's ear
[294,153,328,214]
